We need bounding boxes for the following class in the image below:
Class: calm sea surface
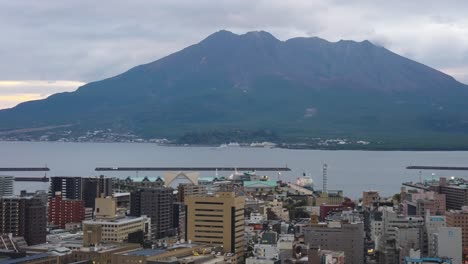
[1,141,468,198]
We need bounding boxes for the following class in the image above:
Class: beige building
[177,183,207,202]
[315,191,344,206]
[362,191,380,208]
[185,192,245,262]
[83,216,151,245]
[95,196,117,220]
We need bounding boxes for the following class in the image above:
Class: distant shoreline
[1,140,468,151]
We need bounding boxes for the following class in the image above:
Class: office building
[432,177,468,210]
[176,183,206,202]
[0,197,46,246]
[130,187,175,240]
[185,191,245,263]
[371,207,424,264]
[83,215,151,245]
[401,188,446,216]
[0,176,14,197]
[304,221,364,264]
[48,192,85,228]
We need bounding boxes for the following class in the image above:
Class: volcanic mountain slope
[1,30,468,148]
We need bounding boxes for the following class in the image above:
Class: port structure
[0,167,50,171]
[95,166,291,172]
[407,166,468,171]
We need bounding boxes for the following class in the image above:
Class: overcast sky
[1,0,467,109]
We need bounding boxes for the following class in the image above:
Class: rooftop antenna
[322,163,328,194]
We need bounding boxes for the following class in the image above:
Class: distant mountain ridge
[1,30,468,149]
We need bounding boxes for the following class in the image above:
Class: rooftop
[83,215,147,225]
[123,249,166,256]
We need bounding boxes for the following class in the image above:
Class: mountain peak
[1,30,467,147]
[243,30,279,41]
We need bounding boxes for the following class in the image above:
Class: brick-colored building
[48,192,85,228]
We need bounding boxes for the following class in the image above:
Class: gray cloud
[0,0,467,85]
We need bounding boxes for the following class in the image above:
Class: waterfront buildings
[130,187,175,240]
[49,176,113,209]
[400,187,446,217]
[48,192,85,228]
[432,177,468,210]
[0,176,14,197]
[185,191,245,262]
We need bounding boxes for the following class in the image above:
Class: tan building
[95,196,117,220]
[71,243,141,264]
[446,207,468,255]
[177,183,207,202]
[362,191,380,208]
[185,192,245,262]
[315,191,344,206]
[83,216,151,245]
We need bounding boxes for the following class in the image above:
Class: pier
[14,176,49,182]
[0,167,50,172]
[406,166,468,171]
[95,166,291,172]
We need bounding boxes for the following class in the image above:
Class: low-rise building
[83,216,151,245]
[363,191,380,208]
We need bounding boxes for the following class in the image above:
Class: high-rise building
[82,175,113,209]
[48,192,85,228]
[50,176,113,210]
[173,202,186,239]
[185,191,245,262]
[130,187,174,240]
[49,176,82,200]
[0,197,46,245]
[0,176,14,197]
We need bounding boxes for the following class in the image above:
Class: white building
[430,227,462,264]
